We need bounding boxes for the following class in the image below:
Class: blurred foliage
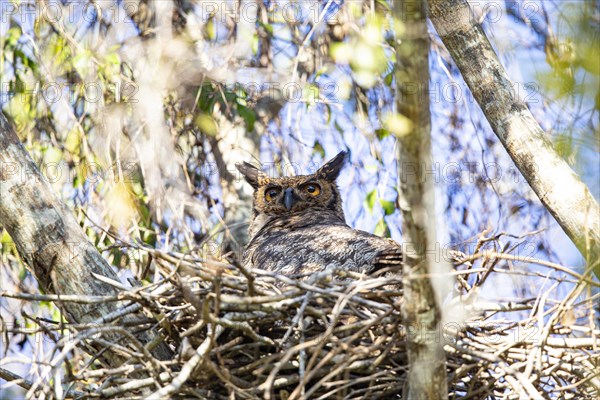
[533,1,600,166]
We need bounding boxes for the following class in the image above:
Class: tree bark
[393,1,448,399]
[0,112,172,362]
[428,0,600,278]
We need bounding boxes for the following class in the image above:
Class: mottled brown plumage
[236,151,402,277]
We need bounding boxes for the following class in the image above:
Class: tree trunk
[428,0,600,278]
[393,1,449,399]
[0,112,172,362]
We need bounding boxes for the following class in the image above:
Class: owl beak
[283,188,295,210]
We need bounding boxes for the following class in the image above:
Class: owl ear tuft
[236,162,268,189]
[317,151,347,181]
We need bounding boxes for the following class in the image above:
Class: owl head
[236,151,347,225]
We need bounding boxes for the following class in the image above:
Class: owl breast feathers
[236,151,402,277]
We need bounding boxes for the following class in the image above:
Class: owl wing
[245,216,402,277]
[371,246,403,275]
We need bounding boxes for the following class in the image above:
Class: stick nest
[2,246,598,399]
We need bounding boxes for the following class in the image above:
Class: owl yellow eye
[265,188,280,202]
[303,183,321,196]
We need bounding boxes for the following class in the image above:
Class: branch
[428,0,600,279]
[393,0,448,398]
[0,367,87,398]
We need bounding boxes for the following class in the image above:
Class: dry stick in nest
[147,266,261,397]
[288,286,392,400]
[146,324,222,399]
[455,251,598,287]
[0,367,87,398]
[260,281,398,400]
[4,245,599,399]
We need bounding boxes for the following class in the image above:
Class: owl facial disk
[283,188,294,210]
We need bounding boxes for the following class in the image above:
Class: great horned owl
[235,151,402,278]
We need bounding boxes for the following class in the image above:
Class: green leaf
[315,66,328,77]
[14,49,37,72]
[195,113,218,136]
[144,231,157,246]
[138,203,151,225]
[48,36,72,72]
[365,189,377,213]
[205,17,216,40]
[1,229,13,243]
[105,52,120,65]
[73,50,92,77]
[313,142,325,158]
[374,218,390,237]
[112,250,122,268]
[382,112,413,137]
[384,71,394,86]
[6,26,22,48]
[380,199,396,215]
[334,121,344,134]
[64,130,81,154]
[258,21,274,35]
[375,0,391,12]
[251,34,259,54]
[324,103,332,124]
[237,104,256,132]
[18,265,28,281]
[375,128,391,140]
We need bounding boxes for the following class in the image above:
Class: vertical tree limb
[428,0,600,278]
[0,112,172,362]
[393,1,448,398]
